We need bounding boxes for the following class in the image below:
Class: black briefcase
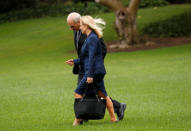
[74,86,106,120]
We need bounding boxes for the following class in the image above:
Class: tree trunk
[95,0,141,48]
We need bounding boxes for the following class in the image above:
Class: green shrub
[141,0,169,7]
[166,0,191,3]
[142,11,191,37]
[0,0,169,24]
[83,2,109,15]
[122,0,169,7]
[0,2,109,24]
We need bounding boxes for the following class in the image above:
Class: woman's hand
[87,77,93,84]
[66,59,74,66]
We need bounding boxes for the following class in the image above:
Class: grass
[0,4,191,131]
[1,43,191,131]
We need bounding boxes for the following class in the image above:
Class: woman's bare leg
[97,91,117,122]
[73,93,83,126]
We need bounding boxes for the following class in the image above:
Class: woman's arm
[73,58,80,65]
[87,36,98,77]
[66,58,80,66]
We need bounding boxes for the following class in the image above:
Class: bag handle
[81,84,100,102]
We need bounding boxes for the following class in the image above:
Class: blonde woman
[66,16,117,125]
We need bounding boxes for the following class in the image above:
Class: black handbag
[74,85,106,120]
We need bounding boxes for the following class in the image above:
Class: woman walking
[66,15,117,125]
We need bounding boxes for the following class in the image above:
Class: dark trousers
[78,74,121,114]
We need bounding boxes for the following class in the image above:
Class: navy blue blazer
[73,32,106,77]
[74,30,87,57]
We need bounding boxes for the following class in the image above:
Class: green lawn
[0,4,191,131]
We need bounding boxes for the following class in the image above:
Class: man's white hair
[67,12,81,23]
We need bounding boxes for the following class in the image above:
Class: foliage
[0,0,170,24]
[142,11,191,37]
[0,0,68,13]
[166,0,191,3]
[0,0,36,13]
[122,0,169,7]
[0,2,109,24]
[140,0,169,8]
[72,0,94,3]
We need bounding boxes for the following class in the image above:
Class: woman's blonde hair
[81,16,105,38]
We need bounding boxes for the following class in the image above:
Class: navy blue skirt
[75,75,108,97]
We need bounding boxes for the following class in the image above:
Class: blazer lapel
[74,31,78,50]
